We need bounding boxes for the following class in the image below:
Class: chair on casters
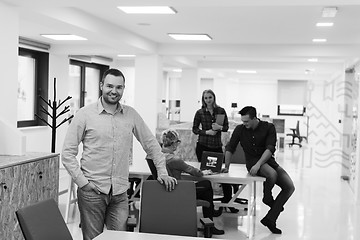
[146,158,210,208]
[137,180,213,238]
[286,121,307,147]
[16,198,73,240]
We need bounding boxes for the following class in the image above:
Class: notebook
[215,114,225,125]
[200,151,224,174]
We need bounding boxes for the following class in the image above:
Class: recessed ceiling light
[117,54,135,57]
[322,7,338,18]
[237,70,257,74]
[312,39,327,43]
[173,69,182,72]
[308,58,318,62]
[316,22,334,27]
[117,6,177,14]
[168,33,212,41]
[41,34,87,41]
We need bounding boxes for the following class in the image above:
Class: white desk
[129,161,265,238]
[94,230,201,240]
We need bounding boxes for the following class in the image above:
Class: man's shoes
[213,207,223,217]
[211,227,225,235]
[260,217,282,234]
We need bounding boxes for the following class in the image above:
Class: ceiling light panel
[41,34,87,40]
[316,22,334,27]
[117,6,176,14]
[237,70,257,74]
[312,39,327,43]
[168,34,212,41]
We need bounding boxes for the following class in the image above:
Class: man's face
[100,74,125,105]
[241,114,256,129]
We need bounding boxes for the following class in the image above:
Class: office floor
[58,141,360,240]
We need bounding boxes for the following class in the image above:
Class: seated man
[161,129,224,235]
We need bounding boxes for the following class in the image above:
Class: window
[68,60,108,114]
[17,48,49,127]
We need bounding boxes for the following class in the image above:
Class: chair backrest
[16,198,73,240]
[295,120,300,135]
[146,158,158,179]
[229,142,246,164]
[139,180,198,237]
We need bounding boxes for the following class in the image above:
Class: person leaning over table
[160,129,225,235]
[61,68,177,240]
[222,106,295,234]
[192,89,239,214]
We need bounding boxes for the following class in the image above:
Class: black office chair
[286,120,307,147]
[16,198,73,240]
[138,180,213,238]
[146,158,211,208]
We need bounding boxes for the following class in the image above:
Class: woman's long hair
[201,89,219,109]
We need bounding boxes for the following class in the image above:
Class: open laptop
[200,151,224,174]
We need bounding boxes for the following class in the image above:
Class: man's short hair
[101,68,125,83]
[239,106,257,119]
[161,129,180,147]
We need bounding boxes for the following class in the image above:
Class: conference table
[94,230,202,240]
[129,161,265,238]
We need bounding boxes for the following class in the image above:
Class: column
[180,68,200,122]
[0,3,19,126]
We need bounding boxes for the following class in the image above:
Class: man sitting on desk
[223,106,295,234]
[161,129,225,235]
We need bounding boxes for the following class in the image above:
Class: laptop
[200,151,224,174]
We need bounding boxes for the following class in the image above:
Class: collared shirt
[192,106,229,148]
[225,120,279,170]
[62,98,168,195]
[162,150,203,180]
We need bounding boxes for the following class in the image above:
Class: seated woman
[160,129,224,235]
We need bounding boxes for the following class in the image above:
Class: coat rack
[35,78,74,153]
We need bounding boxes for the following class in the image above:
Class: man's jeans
[258,163,295,223]
[77,187,129,240]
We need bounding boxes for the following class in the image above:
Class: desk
[129,161,265,238]
[94,230,202,240]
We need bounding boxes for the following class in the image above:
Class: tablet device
[215,114,225,125]
[200,151,224,174]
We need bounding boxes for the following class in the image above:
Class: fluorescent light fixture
[117,54,135,57]
[322,7,338,18]
[173,69,182,72]
[168,33,212,41]
[312,38,327,43]
[117,6,176,14]
[236,70,257,74]
[316,22,334,27]
[308,58,318,62]
[41,34,87,40]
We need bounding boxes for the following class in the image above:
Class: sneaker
[211,227,225,235]
[213,207,223,217]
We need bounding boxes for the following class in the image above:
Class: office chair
[16,198,73,240]
[146,158,210,208]
[213,143,248,212]
[286,120,307,147]
[138,180,213,238]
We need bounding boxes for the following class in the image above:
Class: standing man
[62,68,177,240]
[223,106,295,234]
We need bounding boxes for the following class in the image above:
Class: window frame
[69,59,108,108]
[17,47,49,128]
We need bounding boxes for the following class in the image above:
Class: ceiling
[2,0,360,81]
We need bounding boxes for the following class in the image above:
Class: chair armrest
[196,199,211,208]
[126,215,137,232]
[200,217,214,238]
